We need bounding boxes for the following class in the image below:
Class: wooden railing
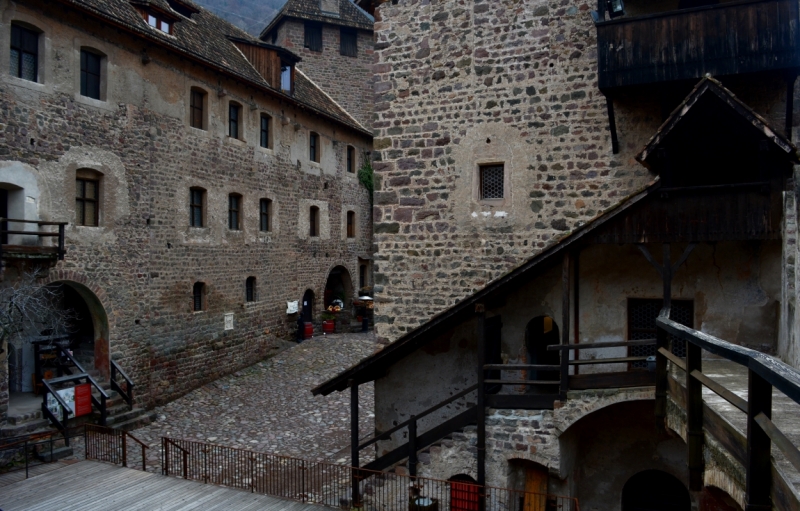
[0,218,66,260]
[111,360,134,410]
[596,0,800,90]
[85,424,148,471]
[655,306,800,508]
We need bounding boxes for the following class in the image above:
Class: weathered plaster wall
[0,0,373,419]
[370,0,791,343]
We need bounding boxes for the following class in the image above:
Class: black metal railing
[161,437,580,510]
[111,360,134,410]
[41,365,109,445]
[655,305,800,508]
[0,431,59,478]
[0,217,66,260]
[85,424,148,471]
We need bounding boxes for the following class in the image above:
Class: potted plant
[321,311,336,334]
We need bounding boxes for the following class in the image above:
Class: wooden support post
[786,72,796,139]
[408,415,417,478]
[350,379,361,508]
[560,253,571,400]
[573,251,580,375]
[654,323,668,432]
[662,244,672,309]
[476,303,486,491]
[745,369,772,510]
[686,340,703,491]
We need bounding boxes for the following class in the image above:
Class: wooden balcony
[0,218,67,261]
[596,0,800,91]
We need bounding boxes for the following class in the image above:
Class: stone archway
[324,265,354,310]
[621,469,691,511]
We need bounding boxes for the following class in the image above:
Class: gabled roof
[53,0,371,137]
[259,0,373,39]
[637,75,800,168]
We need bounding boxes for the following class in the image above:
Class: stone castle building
[314,0,800,509]
[260,0,374,129]
[0,0,372,428]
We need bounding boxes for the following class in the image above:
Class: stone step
[6,409,43,426]
[104,406,145,425]
[110,410,156,432]
[36,445,73,462]
[0,419,52,439]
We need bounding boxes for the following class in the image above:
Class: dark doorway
[621,470,690,511]
[449,474,479,511]
[302,289,314,322]
[0,188,8,245]
[324,266,353,308]
[525,316,560,393]
[57,284,95,368]
[485,316,502,394]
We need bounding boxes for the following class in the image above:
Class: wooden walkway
[0,460,328,510]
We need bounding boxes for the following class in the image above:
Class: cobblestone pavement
[72,332,380,472]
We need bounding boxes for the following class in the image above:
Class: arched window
[228,193,242,230]
[189,187,206,227]
[76,169,102,227]
[10,23,40,83]
[229,101,242,139]
[245,277,256,302]
[346,211,355,238]
[309,132,320,162]
[193,282,205,311]
[190,87,207,130]
[309,206,319,237]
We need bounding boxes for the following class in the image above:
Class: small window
[359,264,366,289]
[309,206,319,237]
[480,164,504,200]
[346,211,355,238]
[304,22,322,52]
[340,28,357,57]
[10,24,39,82]
[229,102,241,139]
[346,146,356,173]
[190,88,206,130]
[146,12,172,33]
[190,187,205,227]
[76,178,99,226]
[259,198,272,232]
[80,49,102,100]
[228,194,241,230]
[260,114,271,149]
[245,276,256,302]
[280,61,292,94]
[193,282,205,311]
[309,132,320,162]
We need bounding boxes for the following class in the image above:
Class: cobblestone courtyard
[74,332,380,472]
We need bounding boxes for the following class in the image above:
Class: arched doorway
[302,289,315,322]
[324,266,353,309]
[621,470,690,511]
[525,316,560,392]
[509,459,551,511]
[449,474,479,511]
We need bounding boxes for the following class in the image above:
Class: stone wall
[273,19,374,130]
[370,0,792,343]
[0,0,372,419]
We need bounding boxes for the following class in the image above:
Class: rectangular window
[359,264,366,289]
[228,195,241,230]
[260,199,271,232]
[260,115,270,149]
[347,146,356,173]
[309,132,319,162]
[148,14,158,27]
[310,207,319,237]
[480,164,504,200]
[280,62,292,93]
[190,188,204,227]
[80,50,102,100]
[628,299,694,368]
[304,23,322,52]
[190,89,204,129]
[76,179,99,226]
[246,277,256,302]
[347,211,355,238]
[229,104,240,139]
[193,282,204,311]
[10,24,38,82]
[340,28,357,57]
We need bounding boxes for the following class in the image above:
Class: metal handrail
[0,431,59,479]
[111,360,135,410]
[85,424,148,471]
[0,218,67,261]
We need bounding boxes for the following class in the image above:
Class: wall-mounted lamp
[606,0,625,18]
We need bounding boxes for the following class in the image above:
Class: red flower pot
[322,320,335,334]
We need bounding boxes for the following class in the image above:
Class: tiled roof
[259,0,373,39]
[294,69,368,133]
[53,0,370,135]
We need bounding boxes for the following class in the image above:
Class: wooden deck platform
[0,460,327,510]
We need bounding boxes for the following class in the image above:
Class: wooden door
[523,465,548,511]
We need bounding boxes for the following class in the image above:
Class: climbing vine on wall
[358,151,374,205]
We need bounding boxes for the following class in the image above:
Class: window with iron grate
[480,164,504,200]
[628,298,693,368]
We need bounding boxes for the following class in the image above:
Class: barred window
[10,24,39,82]
[190,88,206,129]
[193,282,205,311]
[76,178,99,227]
[80,49,102,100]
[190,187,205,227]
[259,198,272,232]
[340,28,357,57]
[480,164,504,200]
[228,193,242,230]
[304,22,322,52]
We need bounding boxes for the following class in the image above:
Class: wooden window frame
[346,211,355,238]
[309,132,320,162]
[10,23,39,83]
[193,282,205,311]
[260,114,271,149]
[145,12,172,34]
[190,88,206,130]
[76,177,100,227]
[259,198,272,232]
[80,49,102,100]
[190,187,205,227]
[229,102,241,140]
[309,206,319,237]
[228,193,242,230]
